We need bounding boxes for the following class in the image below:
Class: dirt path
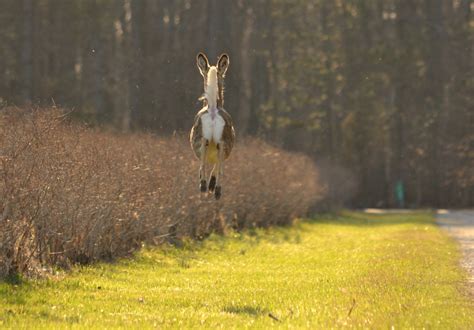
[436,210,474,294]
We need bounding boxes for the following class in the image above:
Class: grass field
[0,212,473,328]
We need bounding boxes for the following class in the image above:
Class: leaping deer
[190,52,235,200]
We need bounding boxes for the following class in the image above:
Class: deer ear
[196,52,210,77]
[217,53,230,76]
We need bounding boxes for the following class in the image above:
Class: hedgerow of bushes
[0,108,320,277]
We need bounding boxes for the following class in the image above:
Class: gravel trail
[436,210,474,295]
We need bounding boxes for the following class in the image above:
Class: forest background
[0,0,472,208]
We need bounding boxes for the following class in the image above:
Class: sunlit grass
[1,212,472,328]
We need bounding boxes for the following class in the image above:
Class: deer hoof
[200,180,207,192]
[208,176,216,192]
[214,186,222,200]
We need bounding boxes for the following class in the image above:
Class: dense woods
[0,0,472,208]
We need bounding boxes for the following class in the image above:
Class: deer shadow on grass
[223,304,267,316]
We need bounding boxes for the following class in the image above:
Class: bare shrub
[315,159,357,212]
[0,108,321,277]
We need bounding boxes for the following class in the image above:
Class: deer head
[196,52,230,108]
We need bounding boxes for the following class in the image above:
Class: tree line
[0,0,472,207]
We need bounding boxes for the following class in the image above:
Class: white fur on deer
[190,53,235,200]
[200,67,225,143]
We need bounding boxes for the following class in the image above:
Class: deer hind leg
[208,164,217,193]
[214,143,224,200]
[199,138,208,192]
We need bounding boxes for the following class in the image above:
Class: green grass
[1,212,473,328]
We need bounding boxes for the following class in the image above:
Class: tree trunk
[425,0,445,207]
[237,6,254,135]
[21,0,34,103]
[127,0,144,131]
